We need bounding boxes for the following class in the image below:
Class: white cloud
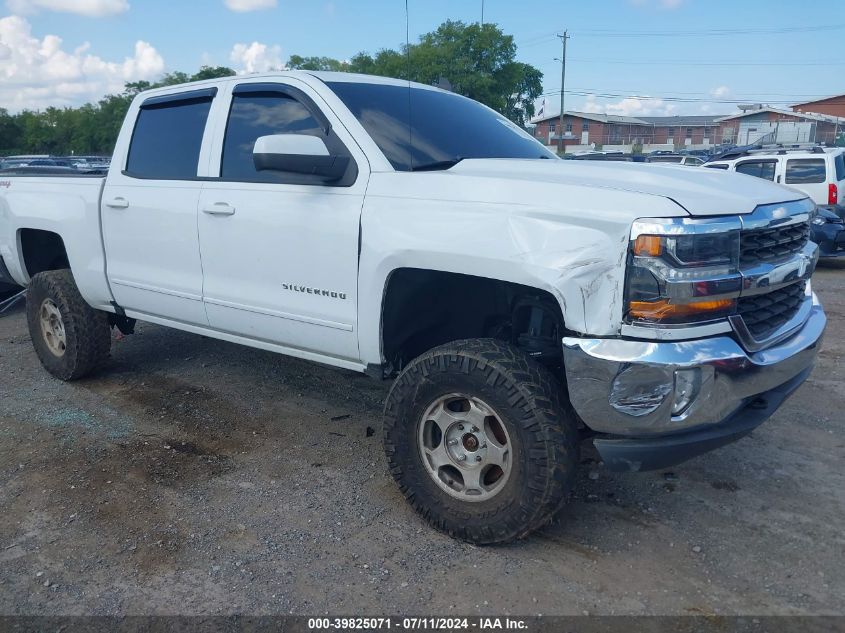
[0,16,164,111]
[710,85,730,98]
[230,41,284,73]
[579,94,678,117]
[224,0,276,12]
[6,0,129,17]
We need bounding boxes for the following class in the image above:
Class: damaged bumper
[562,296,826,472]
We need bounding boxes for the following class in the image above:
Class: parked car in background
[646,154,705,166]
[706,146,845,258]
[26,158,77,168]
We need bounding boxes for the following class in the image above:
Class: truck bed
[0,174,111,309]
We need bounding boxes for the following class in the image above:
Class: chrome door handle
[105,197,129,209]
[202,202,236,216]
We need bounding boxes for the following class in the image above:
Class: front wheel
[383,339,578,544]
[26,269,111,381]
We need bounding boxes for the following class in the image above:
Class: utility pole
[557,31,569,154]
[481,0,484,24]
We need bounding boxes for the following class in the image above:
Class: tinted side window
[221,91,355,185]
[222,93,319,182]
[736,160,776,181]
[126,98,212,179]
[785,159,826,184]
[835,153,845,181]
[705,164,729,170]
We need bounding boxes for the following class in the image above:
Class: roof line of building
[714,106,845,124]
[531,111,726,126]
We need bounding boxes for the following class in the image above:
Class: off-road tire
[383,338,578,544]
[26,269,111,381]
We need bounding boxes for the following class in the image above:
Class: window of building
[785,159,826,184]
[735,159,777,181]
[549,122,556,133]
[667,127,675,136]
[582,121,589,132]
[565,122,573,133]
[686,127,693,137]
[126,92,214,179]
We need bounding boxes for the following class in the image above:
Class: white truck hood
[447,159,806,217]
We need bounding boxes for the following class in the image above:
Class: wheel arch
[17,228,69,279]
[375,266,573,376]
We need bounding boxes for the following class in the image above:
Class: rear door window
[126,91,214,179]
[735,160,777,181]
[785,159,826,184]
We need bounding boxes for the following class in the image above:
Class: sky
[0,0,842,117]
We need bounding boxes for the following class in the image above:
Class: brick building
[532,107,845,150]
[792,94,845,119]
[531,111,723,149]
[716,107,844,146]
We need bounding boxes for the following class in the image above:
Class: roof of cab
[134,70,444,101]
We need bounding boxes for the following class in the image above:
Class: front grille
[740,221,809,265]
[737,281,806,339]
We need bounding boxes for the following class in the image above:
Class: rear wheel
[383,338,578,544]
[26,269,111,381]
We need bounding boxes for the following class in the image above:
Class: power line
[562,58,845,67]
[537,89,845,106]
[551,87,840,99]
[516,23,845,48]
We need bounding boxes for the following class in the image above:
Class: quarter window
[735,160,777,181]
[785,159,826,184]
[126,94,213,179]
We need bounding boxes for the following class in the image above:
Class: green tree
[0,108,23,154]
[289,20,543,125]
[0,23,544,157]
[288,55,349,71]
[191,66,237,81]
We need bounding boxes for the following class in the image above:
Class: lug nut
[471,426,479,432]
[458,424,464,431]
[475,456,482,463]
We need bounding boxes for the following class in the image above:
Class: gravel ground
[1,267,843,617]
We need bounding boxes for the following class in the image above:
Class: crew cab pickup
[0,72,827,544]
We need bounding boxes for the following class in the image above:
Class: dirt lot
[1,267,843,617]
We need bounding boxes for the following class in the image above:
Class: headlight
[812,216,826,226]
[626,221,741,326]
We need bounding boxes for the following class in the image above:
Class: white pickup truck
[0,72,827,543]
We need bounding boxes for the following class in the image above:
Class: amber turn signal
[632,235,663,257]
[629,298,735,320]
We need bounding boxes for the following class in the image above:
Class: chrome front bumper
[562,295,825,438]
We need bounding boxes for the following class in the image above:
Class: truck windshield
[327,81,556,171]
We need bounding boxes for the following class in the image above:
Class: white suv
[706,146,845,215]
